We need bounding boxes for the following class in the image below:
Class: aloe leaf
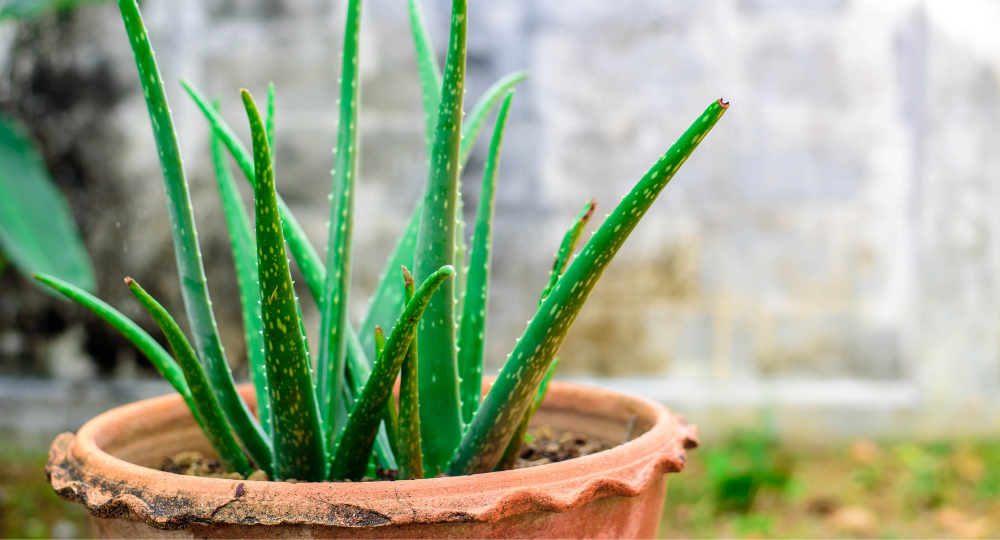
[32,273,200,425]
[496,357,559,471]
[242,89,326,481]
[126,278,252,475]
[117,0,272,469]
[209,99,271,440]
[406,0,442,157]
[265,81,276,155]
[372,326,400,457]
[414,0,467,476]
[449,99,730,475]
[459,71,528,169]
[179,79,325,300]
[330,265,453,480]
[317,0,363,447]
[0,114,95,294]
[453,195,467,331]
[358,206,420,360]
[397,266,422,479]
[345,328,399,470]
[540,199,597,306]
[457,91,514,425]
[493,200,594,466]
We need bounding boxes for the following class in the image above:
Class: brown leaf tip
[583,199,597,222]
[717,98,729,108]
[401,265,414,286]
[124,277,134,286]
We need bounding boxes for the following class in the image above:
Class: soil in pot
[158,427,613,481]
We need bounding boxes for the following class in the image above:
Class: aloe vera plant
[36,0,727,481]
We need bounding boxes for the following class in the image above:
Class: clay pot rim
[47,380,698,530]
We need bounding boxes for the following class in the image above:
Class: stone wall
[2,0,1000,438]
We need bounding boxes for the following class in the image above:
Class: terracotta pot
[47,380,697,538]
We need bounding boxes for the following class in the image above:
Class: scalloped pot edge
[46,380,698,539]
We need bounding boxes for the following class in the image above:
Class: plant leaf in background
[457,91,514,425]
[209,99,271,440]
[318,0,362,446]
[0,115,95,293]
[0,0,109,21]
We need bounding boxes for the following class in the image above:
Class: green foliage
[0,115,95,294]
[413,0,469,476]
[62,0,728,482]
[126,278,252,476]
[243,89,326,481]
[331,266,453,480]
[318,0,362,447]
[703,431,792,514]
[458,91,514,424]
[0,0,108,21]
[118,0,271,471]
[209,99,270,440]
[449,99,728,476]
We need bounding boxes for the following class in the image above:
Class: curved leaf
[127,277,251,475]
[0,115,94,294]
[449,99,730,476]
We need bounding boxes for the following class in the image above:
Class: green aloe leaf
[117,0,272,470]
[496,357,559,471]
[0,114,95,294]
[492,199,595,467]
[184,79,400,464]
[265,81,276,155]
[179,79,325,300]
[449,99,730,476]
[458,91,514,425]
[330,265,453,480]
[539,199,597,306]
[317,0,362,446]
[126,277,252,476]
[397,266,422,479]
[406,0,441,157]
[242,89,326,481]
[209,99,271,440]
[459,71,527,169]
[32,273,199,426]
[345,327,399,470]
[414,0,467,476]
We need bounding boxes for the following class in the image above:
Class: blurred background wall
[2,0,1000,442]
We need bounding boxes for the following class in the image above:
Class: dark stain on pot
[234,483,246,498]
[327,503,392,527]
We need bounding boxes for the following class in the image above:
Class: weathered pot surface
[47,380,697,538]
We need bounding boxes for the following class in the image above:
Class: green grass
[0,446,93,539]
[662,432,1000,538]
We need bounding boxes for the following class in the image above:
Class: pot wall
[47,381,697,539]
